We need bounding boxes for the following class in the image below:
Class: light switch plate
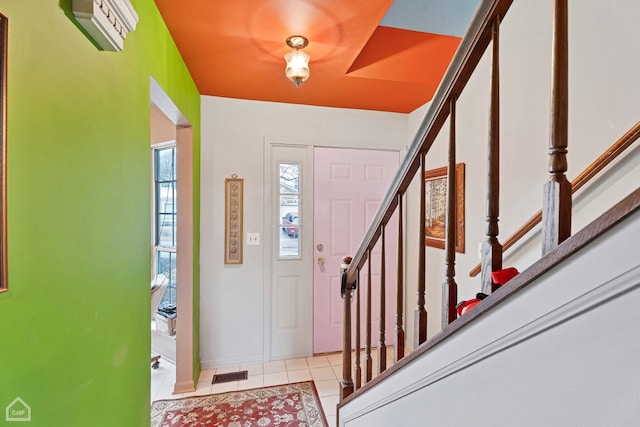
[247,233,260,246]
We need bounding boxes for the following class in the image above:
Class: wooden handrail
[469,120,640,277]
[344,0,515,286]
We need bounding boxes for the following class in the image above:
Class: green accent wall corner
[0,0,200,425]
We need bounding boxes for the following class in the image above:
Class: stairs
[338,189,640,426]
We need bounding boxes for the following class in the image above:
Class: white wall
[200,97,407,367]
[402,0,640,343]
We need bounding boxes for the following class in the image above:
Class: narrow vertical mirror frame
[0,14,7,293]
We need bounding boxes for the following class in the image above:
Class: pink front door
[313,147,399,354]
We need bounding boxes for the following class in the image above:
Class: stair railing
[339,0,638,406]
[339,0,518,399]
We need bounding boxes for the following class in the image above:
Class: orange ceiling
[154,0,462,113]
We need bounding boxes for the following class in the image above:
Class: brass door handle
[317,257,326,265]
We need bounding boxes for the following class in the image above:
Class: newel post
[339,256,354,400]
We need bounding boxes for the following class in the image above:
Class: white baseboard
[200,353,265,370]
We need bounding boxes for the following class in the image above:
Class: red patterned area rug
[151,381,328,427]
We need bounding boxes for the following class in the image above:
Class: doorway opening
[150,76,196,395]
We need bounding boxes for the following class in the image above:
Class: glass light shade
[284,49,310,87]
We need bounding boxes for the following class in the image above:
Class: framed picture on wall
[224,175,243,264]
[424,163,465,253]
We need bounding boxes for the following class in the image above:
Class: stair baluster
[354,268,362,390]
[395,194,405,362]
[378,226,387,374]
[365,250,373,383]
[415,152,428,347]
[442,96,459,326]
[480,17,503,294]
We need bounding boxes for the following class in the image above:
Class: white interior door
[313,147,399,354]
[268,144,313,360]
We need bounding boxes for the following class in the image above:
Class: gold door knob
[317,257,326,265]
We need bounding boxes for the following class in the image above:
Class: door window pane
[279,162,299,193]
[279,162,300,257]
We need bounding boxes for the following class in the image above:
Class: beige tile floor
[151,350,395,427]
[151,354,341,426]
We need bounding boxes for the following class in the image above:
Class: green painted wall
[0,0,200,425]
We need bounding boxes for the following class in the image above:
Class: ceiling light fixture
[284,35,310,87]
